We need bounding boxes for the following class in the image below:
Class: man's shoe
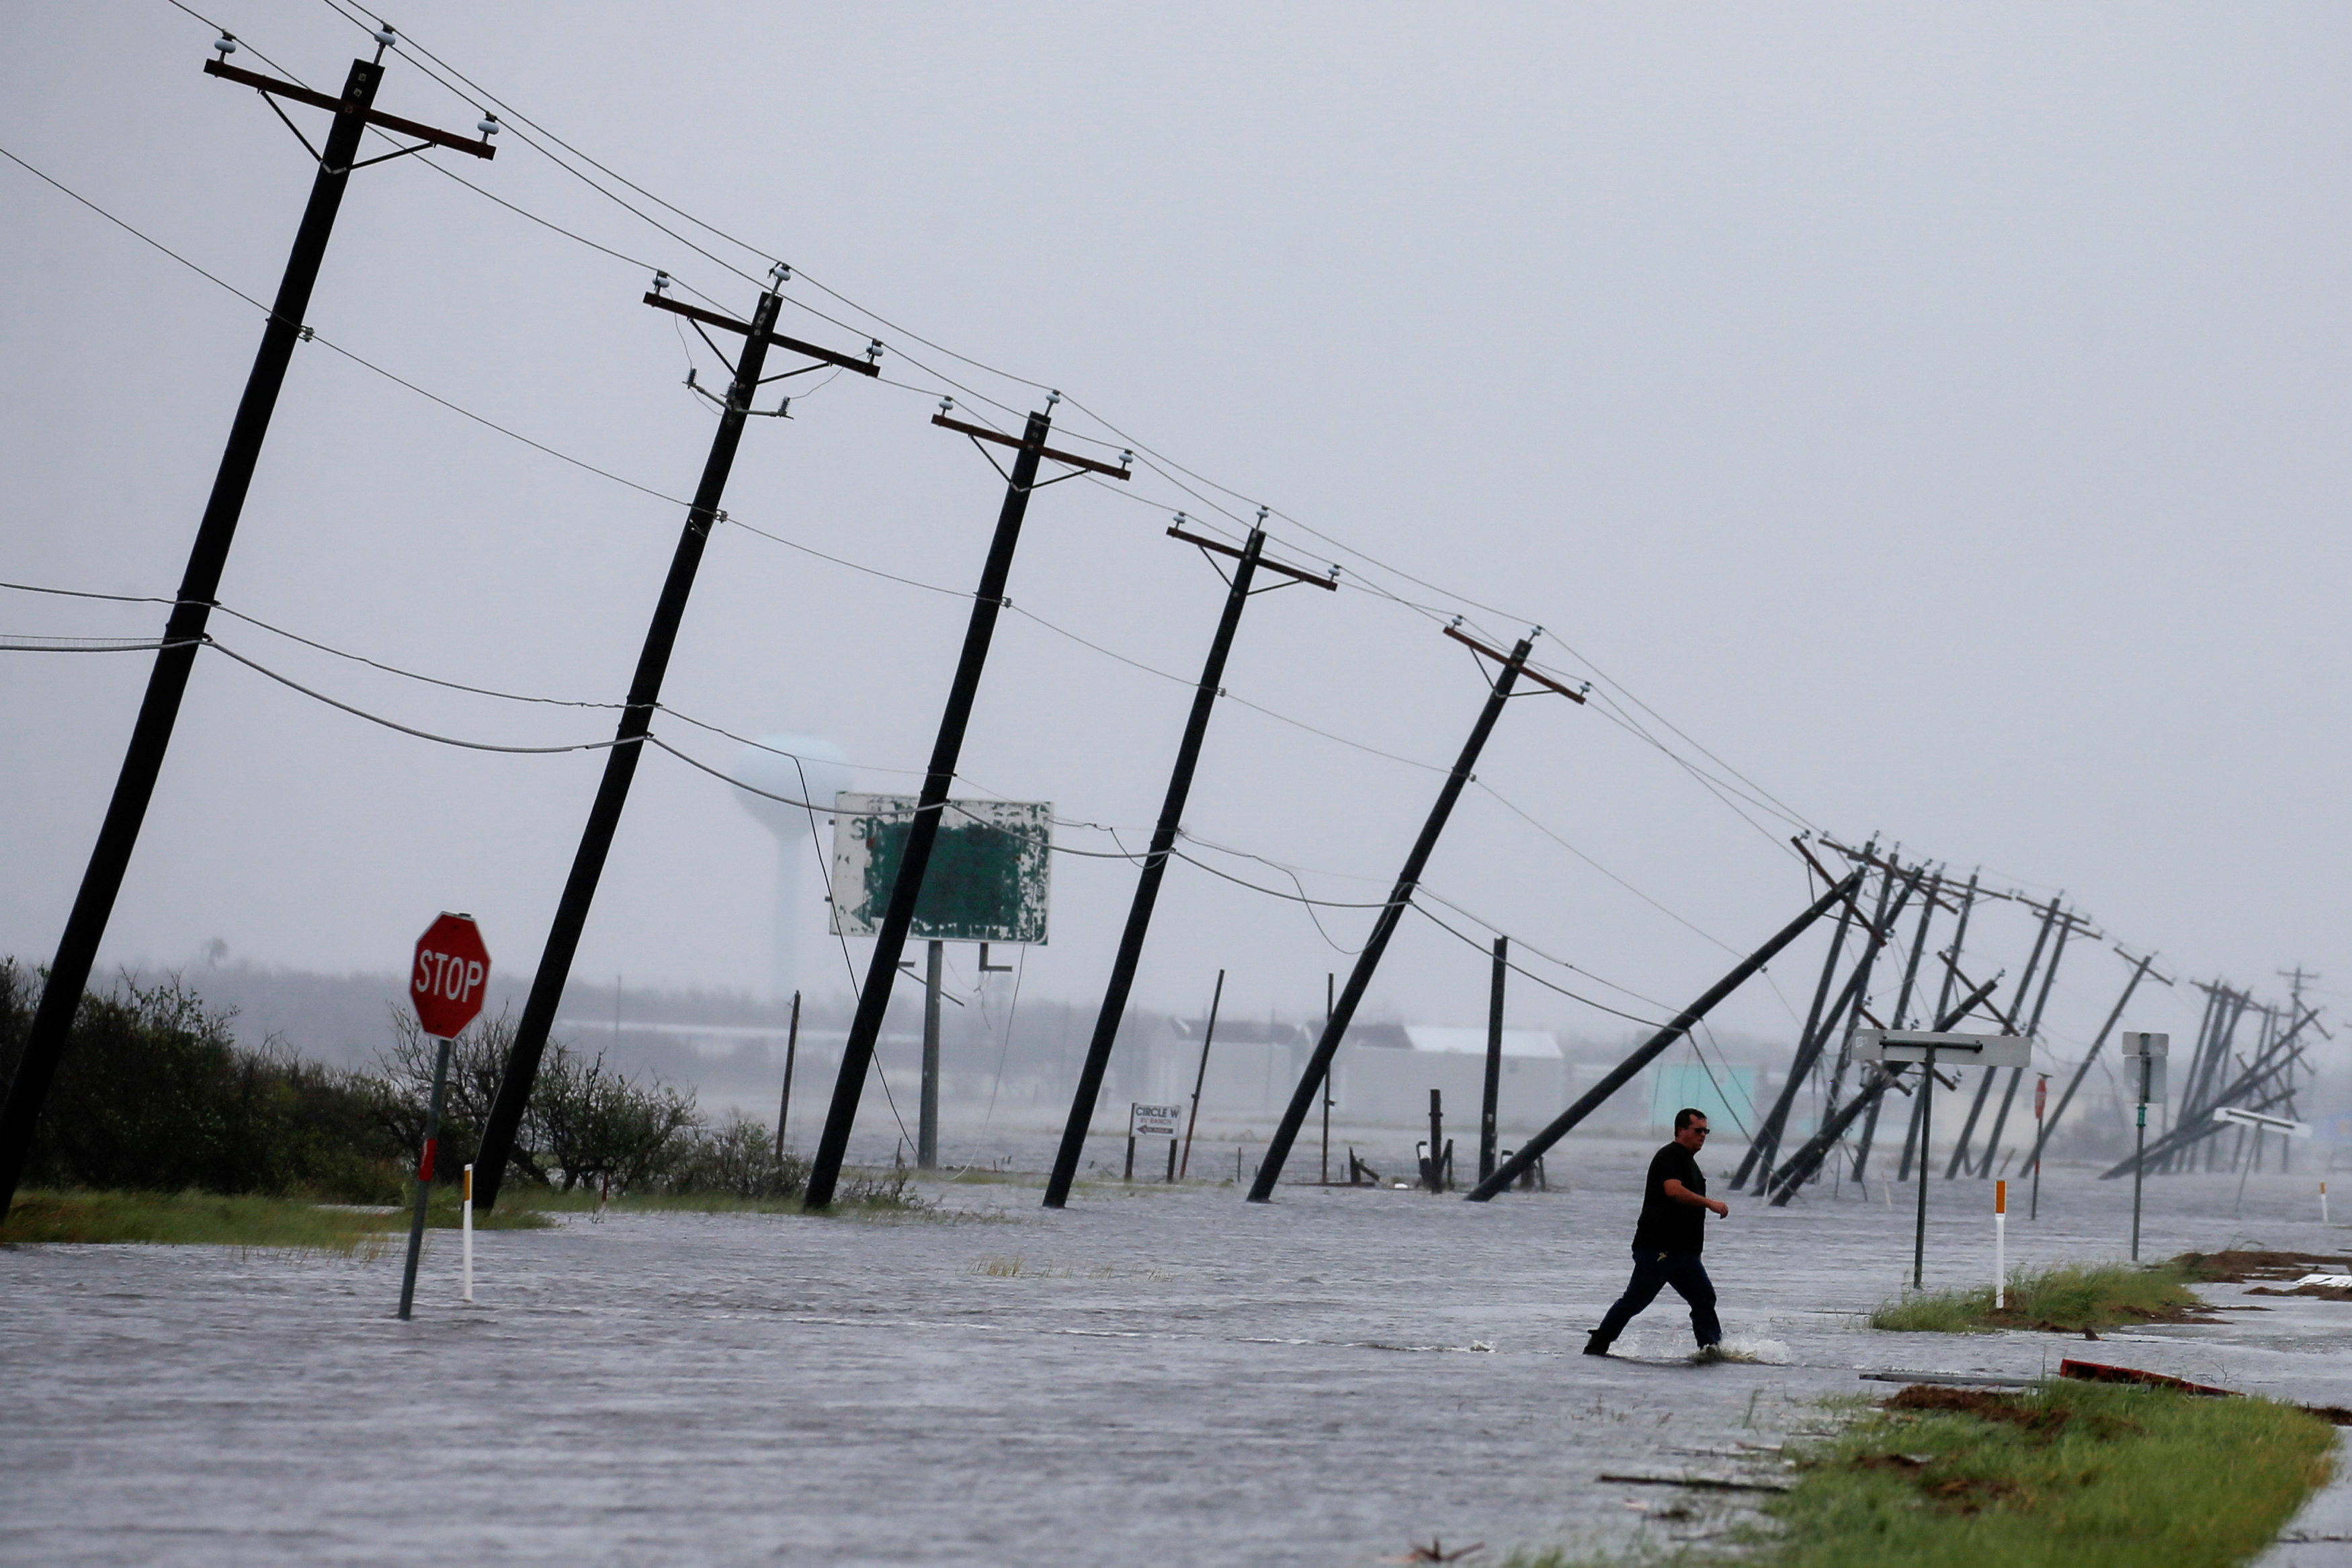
[1691,1343,1726,1364]
[1583,1338,1611,1356]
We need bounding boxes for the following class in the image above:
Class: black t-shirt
[1632,1139,1707,1255]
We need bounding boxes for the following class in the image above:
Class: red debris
[2057,1358,2237,1398]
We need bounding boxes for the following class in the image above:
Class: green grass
[0,1188,549,1253]
[1762,1381,2330,1568]
[496,1167,935,1219]
[1870,1260,2209,1334]
[1509,1381,2333,1568]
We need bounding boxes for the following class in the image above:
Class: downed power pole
[1247,628,1587,1202]
[2017,950,2160,1176]
[1043,516,1335,1209]
[1730,846,1864,1190]
[1466,869,1864,1203]
[1765,975,2004,1205]
[1736,859,1921,1189]
[474,279,880,1208]
[0,36,497,1223]
[804,402,1131,1209]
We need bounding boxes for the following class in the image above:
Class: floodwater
[4,1136,2349,1566]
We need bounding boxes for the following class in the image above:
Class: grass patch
[0,1188,548,1253]
[1761,1379,2331,1567]
[497,1166,936,1219]
[1870,1260,2215,1334]
[1507,1380,2333,1568]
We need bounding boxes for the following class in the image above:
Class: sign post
[1127,1102,1182,1182]
[401,912,490,1320]
[1855,1030,2030,1290]
[2119,1032,2168,1262]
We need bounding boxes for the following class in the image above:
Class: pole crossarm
[931,412,1130,479]
[1465,869,1864,1203]
[642,293,880,378]
[1441,624,1587,703]
[204,57,495,159]
[1167,523,1336,589]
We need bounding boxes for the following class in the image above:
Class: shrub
[0,959,403,1201]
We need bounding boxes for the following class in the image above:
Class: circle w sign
[411,912,491,1039]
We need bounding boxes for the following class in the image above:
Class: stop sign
[411,912,491,1039]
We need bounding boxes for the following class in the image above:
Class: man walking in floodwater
[1585,1108,1726,1358]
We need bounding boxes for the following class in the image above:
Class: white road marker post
[1994,1178,2007,1310]
[462,1162,474,1303]
[2324,1181,2331,1227]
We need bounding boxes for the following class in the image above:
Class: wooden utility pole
[1480,937,1507,1183]
[0,39,495,1223]
[1977,909,2089,1175]
[1177,970,1224,1180]
[1946,896,2062,1180]
[474,282,878,1209]
[805,404,1130,1209]
[2021,951,2158,1176]
[1731,847,1861,1191]
[1738,860,1919,1189]
[1251,629,1586,1201]
[773,990,802,1160]
[1042,515,1332,1208]
[1849,871,1942,1182]
[1900,873,1979,1180]
[1470,871,1865,1202]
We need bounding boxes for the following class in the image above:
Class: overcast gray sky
[5,3,2348,1064]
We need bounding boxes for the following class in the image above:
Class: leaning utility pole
[1249,628,1587,1202]
[2019,951,2158,1176]
[1480,937,1508,1184]
[1976,908,2086,1175]
[0,36,496,1223]
[1469,870,1865,1202]
[1042,515,1335,1209]
[804,404,1131,1209]
[1730,847,1861,1191]
[472,281,880,1207]
[1849,869,1943,1182]
[1900,873,1980,1181]
[1764,973,2005,1205]
[1737,860,1919,1189]
[1945,895,2062,1179]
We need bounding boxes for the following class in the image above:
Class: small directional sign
[1128,1102,1183,1139]
[1851,1029,2031,1068]
[2216,1104,2311,1139]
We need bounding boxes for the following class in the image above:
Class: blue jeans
[1591,1247,1720,1349]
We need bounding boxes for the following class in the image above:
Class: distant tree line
[0,960,806,1203]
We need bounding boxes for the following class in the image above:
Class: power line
[233,1,1825,851]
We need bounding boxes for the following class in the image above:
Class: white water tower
[730,734,854,1001]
